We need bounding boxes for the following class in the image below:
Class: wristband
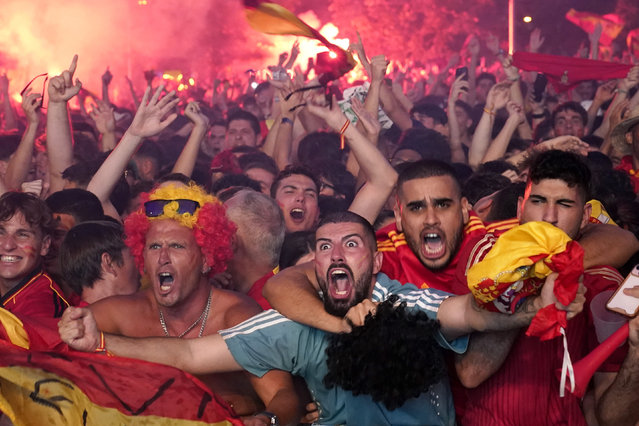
[531,112,546,119]
[94,331,113,356]
[617,89,629,95]
[339,119,350,150]
[281,117,293,125]
[508,75,521,82]
[483,108,495,116]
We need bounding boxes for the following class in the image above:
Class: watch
[255,411,279,426]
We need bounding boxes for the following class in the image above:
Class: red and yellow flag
[467,221,584,340]
[565,9,624,46]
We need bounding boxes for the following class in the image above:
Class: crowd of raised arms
[1,24,639,426]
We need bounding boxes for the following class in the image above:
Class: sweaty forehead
[398,175,461,203]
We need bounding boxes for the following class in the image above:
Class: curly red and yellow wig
[123,183,236,277]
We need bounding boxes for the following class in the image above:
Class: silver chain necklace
[159,288,212,338]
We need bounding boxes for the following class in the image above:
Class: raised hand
[21,87,42,125]
[370,55,389,83]
[127,85,179,138]
[352,97,381,139]
[506,101,525,125]
[184,101,209,129]
[486,81,512,111]
[467,35,481,58]
[58,307,101,352]
[538,135,590,156]
[48,55,82,103]
[343,299,379,330]
[89,100,115,134]
[529,28,545,53]
[450,73,470,103]
[307,94,349,131]
[102,68,113,86]
[594,80,617,105]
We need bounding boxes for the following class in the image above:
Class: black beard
[317,263,374,317]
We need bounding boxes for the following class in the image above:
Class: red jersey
[247,268,278,311]
[376,213,497,294]
[459,266,624,426]
[1,268,68,319]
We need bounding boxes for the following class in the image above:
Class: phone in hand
[455,66,468,81]
[607,264,639,317]
[532,74,548,103]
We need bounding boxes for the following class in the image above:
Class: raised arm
[171,102,209,177]
[481,100,525,164]
[468,82,510,169]
[0,74,18,131]
[580,223,639,269]
[101,68,113,106]
[89,100,117,152]
[87,85,179,219]
[262,261,349,334]
[46,55,82,193]
[307,95,397,224]
[447,74,470,164]
[4,88,41,190]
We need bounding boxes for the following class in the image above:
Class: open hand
[127,85,179,138]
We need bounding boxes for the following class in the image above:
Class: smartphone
[455,66,468,81]
[532,74,548,103]
[607,264,639,317]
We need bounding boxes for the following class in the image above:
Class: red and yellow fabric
[0,339,241,425]
[587,199,617,226]
[615,155,639,194]
[242,1,355,81]
[467,221,584,340]
[565,9,624,46]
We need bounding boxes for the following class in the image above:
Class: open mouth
[289,208,305,222]
[421,231,446,259]
[0,255,21,263]
[158,272,174,293]
[327,266,353,300]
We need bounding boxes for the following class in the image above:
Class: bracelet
[339,119,350,150]
[531,112,546,119]
[94,331,106,353]
[483,108,495,116]
[617,89,629,95]
[508,75,520,82]
[281,117,293,125]
[94,331,113,356]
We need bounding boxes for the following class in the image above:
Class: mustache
[326,262,353,279]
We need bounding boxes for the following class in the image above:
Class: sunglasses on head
[144,199,200,217]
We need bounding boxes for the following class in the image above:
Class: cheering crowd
[1,20,639,425]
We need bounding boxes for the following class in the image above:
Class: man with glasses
[85,182,303,425]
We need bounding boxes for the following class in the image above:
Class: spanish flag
[0,309,241,425]
[565,9,624,46]
[467,221,584,340]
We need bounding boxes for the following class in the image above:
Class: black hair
[0,192,55,238]
[270,164,320,199]
[279,230,316,269]
[238,152,279,177]
[298,131,343,166]
[211,173,262,197]
[486,182,526,222]
[395,128,451,163]
[0,134,21,160]
[311,160,356,204]
[58,221,126,295]
[528,150,591,202]
[462,172,511,205]
[45,189,104,223]
[410,102,448,126]
[317,210,376,250]
[324,296,446,410]
[157,172,195,186]
[318,195,351,219]
[397,159,461,198]
[551,101,588,128]
[227,109,261,136]
[476,72,497,85]
[477,160,520,176]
